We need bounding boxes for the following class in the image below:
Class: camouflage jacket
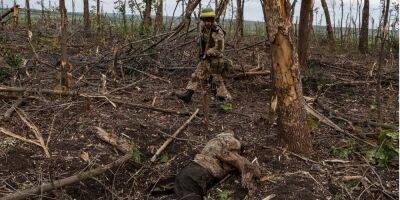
[199,22,226,59]
[193,132,241,178]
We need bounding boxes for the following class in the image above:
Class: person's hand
[241,163,261,193]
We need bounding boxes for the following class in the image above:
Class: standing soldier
[176,8,232,103]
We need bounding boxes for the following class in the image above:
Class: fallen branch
[0,85,190,116]
[227,70,270,79]
[16,109,50,158]
[122,66,171,84]
[0,154,132,200]
[0,127,41,146]
[95,127,130,153]
[1,97,24,121]
[150,108,199,162]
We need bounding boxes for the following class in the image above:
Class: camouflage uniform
[185,22,232,101]
[174,132,260,199]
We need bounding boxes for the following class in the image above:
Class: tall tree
[83,0,90,33]
[376,0,390,123]
[263,0,312,154]
[25,0,31,30]
[96,0,101,33]
[72,0,76,25]
[236,0,244,39]
[298,0,314,69]
[142,0,153,31]
[59,0,70,88]
[358,0,369,53]
[41,0,45,19]
[340,0,344,44]
[320,0,335,44]
[13,0,18,28]
[155,0,163,33]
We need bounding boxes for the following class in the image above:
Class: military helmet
[200,8,216,20]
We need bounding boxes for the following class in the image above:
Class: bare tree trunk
[155,0,163,33]
[298,0,314,69]
[320,0,335,44]
[291,0,298,22]
[72,0,76,25]
[215,0,229,22]
[41,0,45,20]
[0,0,3,16]
[13,0,18,28]
[122,0,127,32]
[83,0,90,34]
[236,0,244,39]
[96,0,100,33]
[142,0,152,32]
[25,0,31,30]
[358,0,369,53]
[263,0,311,154]
[376,0,390,123]
[340,0,344,45]
[169,0,179,31]
[59,0,70,88]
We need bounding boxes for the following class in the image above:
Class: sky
[3,0,398,28]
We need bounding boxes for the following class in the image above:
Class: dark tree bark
[320,0,335,44]
[25,0,31,30]
[263,0,312,154]
[142,0,153,32]
[298,0,314,69]
[155,0,163,33]
[358,0,369,53]
[59,0,70,88]
[215,0,229,22]
[83,0,90,33]
[236,0,244,39]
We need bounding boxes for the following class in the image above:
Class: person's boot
[176,89,194,103]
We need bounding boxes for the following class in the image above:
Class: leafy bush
[331,140,355,159]
[366,129,399,166]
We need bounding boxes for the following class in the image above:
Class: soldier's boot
[176,89,194,103]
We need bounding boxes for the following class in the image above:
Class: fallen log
[0,154,132,200]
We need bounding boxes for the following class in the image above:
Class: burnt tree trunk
[358,0,369,53]
[264,0,312,154]
[298,0,313,69]
[155,0,163,33]
[59,0,70,88]
[142,0,153,32]
[320,0,335,44]
[25,0,31,30]
[83,0,90,34]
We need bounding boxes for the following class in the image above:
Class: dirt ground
[0,27,398,200]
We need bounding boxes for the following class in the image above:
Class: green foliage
[160,152,169,163]
[219,102,233,112]
[217,189,233,200]
[130,145,142,163]
[366,129,399,166]
[331,140,355,159]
